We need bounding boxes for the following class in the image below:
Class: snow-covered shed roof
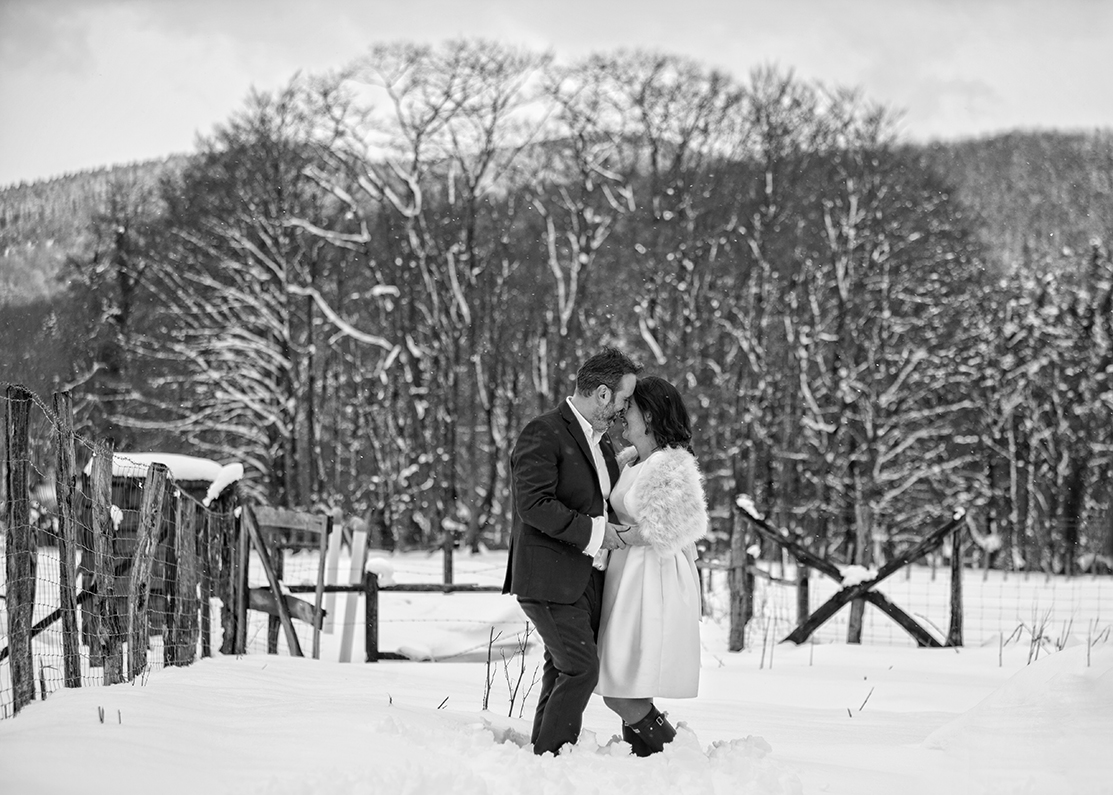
[82,452,246,506]
[83,452,225,482]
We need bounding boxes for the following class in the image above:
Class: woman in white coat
[596,375,708,756]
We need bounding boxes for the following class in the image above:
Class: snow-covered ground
[1,549,1111,794]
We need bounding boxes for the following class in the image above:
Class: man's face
[591,373,637,432]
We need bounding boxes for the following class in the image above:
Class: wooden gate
[738,499,967,647]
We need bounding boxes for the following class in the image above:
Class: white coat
[595,446,708,699]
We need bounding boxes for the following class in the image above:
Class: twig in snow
[482,627,501,710]
[492,622,536,718]
[519,663,541,720]
[1003,623,1025,647]
[1055,618,1074,651]
[1028,609,1052,665]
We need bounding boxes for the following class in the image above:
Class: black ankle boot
[627,705,677,754]
[622,722,653,757]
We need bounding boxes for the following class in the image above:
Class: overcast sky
[1,0,1111,187]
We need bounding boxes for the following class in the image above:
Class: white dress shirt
[566,397,609,559]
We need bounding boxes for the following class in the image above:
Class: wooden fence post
[728,515,751,651]
[443,536,454,586]
[364,571,379,663]
[234,509,249,655]
[796,563,810,629]
[126,462,168,681]
[5,385,36,713]
[52,390,81,688]
[212,492,238,655]
[163,494,180,666]
[199,508,213,659]
[265,531,284,655]
[91,441,124,684]
[322,522,343,634]
[698,563,709,617]
[312,515,332,660]
[947,525,964,647]
[167,497,200,666]
[339,523,368,662]
[847,534,869,644]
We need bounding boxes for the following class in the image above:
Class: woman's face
[621,398,654,449]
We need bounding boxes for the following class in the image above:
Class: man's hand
[601,522,630,550]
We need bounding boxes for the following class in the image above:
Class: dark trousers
[517,568,605,755]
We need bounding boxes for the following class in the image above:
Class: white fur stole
[624,446,708,555]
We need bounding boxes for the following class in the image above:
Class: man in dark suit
[503,347,641,755]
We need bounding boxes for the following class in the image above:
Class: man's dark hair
[633,375,694,452]
[575,347,641,395]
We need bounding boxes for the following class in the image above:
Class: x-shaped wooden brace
[737,500,966,647]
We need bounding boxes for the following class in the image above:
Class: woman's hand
[616,524,649,546]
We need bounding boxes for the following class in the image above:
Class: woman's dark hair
[575,346,641,395]
[633,376,693,453]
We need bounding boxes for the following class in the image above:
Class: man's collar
[566,396,602,443]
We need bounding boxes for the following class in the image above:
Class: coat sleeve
[626,448,708,555]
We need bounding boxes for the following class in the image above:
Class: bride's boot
[622,722,653,757]
[626,705,677,755]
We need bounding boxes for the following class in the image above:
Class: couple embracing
[502,347,708,757]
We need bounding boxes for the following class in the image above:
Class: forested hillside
[0,155,188,303]
[926,131,1113,270]
[1,44,1110,577]
[6,134,1110,303]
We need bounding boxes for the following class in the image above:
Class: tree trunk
[1061,455,1088,577]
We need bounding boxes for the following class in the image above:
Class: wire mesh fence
[235,544,518,663]
[4,380,1111,719]
[1,384,240,719]
[699,557,1112,651]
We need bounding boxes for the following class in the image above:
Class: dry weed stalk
[503,622,536,717]
[1027,608,1052,664]
[481,627,502,710]
[1054,618,1074,651]
[481,622,540,718]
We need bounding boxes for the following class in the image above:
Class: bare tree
[136,80,395,506]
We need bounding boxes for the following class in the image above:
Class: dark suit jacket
[502,400,620,604]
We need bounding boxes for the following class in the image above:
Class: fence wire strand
[1,384,237,718]
[4,383,1112,718]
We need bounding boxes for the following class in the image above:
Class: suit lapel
[559,400,600,478]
